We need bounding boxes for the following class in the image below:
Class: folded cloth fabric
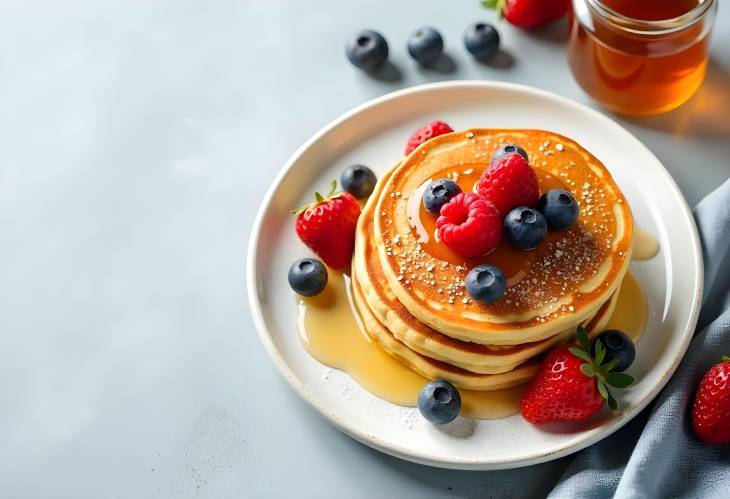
[548,179,730,499]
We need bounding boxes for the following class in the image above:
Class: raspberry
[436,192,502,258]
[404,120,454,155]
[476,152,539,215]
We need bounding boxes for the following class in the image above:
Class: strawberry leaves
[292,180,341,215]
[606,372,635,388]
[570,326,635,411]
[481,0,506,16]
[568,346,591,362]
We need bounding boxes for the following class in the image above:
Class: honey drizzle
[602,0,700,22]
[298,268,649,419]
[404,164,568,286]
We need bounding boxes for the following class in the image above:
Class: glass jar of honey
[568,0,717,116]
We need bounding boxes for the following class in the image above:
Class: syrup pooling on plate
[632,225,660,261]
[298,273,424,406]
[298,272,527,419]
[298,271,648,419]
[603,272,648,343]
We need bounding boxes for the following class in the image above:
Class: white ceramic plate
[246,81,702,470]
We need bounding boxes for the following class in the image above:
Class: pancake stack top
[352,128,634,390]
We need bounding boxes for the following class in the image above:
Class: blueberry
[493,144,529,163]
[466,264,506,304]
[288,258,328,297]
[345,30,389,72]
[538,189,580,229]
[417,380,461,424]
[423,179,461,215]
[341,165,377,199]
[407,27,444,65]
[463,22,500,60]
[593,330,636,372]
[504,207,548,250]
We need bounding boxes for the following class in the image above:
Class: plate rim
[246,80,704,469]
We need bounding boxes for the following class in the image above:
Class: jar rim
[587,0,715,35]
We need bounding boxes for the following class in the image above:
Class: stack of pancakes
[351,129,634,391]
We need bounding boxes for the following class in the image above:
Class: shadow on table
[349,437,570,499]
[286,385,568,498]
[368,61,404,83]
[415,53,458,74]
[616,59,730,142]
[475,49,515,69]
[523,17,569,45]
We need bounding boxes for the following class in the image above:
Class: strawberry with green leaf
[482,0,570,30]
[521,326,635,424]
[293,180,361,271]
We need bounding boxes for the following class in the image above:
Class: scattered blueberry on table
[345,29,389,71]
[407,26,444,65]
[463,22,500,60]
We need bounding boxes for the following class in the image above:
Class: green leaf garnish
[481,0,506,17]
[595,339,606,366]
[569,347,591,362]
[570,326,637,411]
[596,378,609,400]
[607,392,618,410]
[604,358,620,373]
[577,326,591,354]
[606,372,635,388]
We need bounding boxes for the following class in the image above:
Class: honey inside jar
[568,0,717,116]
[601,0,700,21]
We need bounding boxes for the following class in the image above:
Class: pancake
[373,129,634,345]
[354,168,565,373]
[354,165,621,374]
[350,272,540,391]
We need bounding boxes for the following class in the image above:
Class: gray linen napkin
[548,179,730,499]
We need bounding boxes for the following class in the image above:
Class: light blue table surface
[1,1,728,498]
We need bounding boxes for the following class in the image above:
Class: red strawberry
[691,356,730,445]
[293,181,361,270]
[483,0,570,30]
[521,327,635,424]
[404,120,454,155]
[436,192,502,258]
[476,152,539,215]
